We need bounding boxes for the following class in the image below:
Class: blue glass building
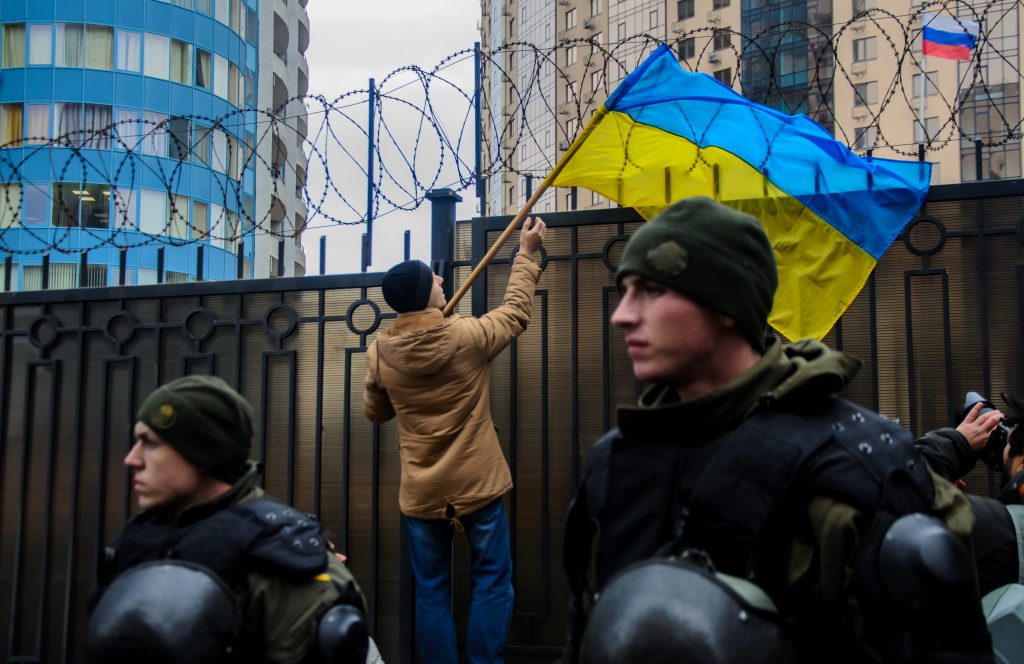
[0,0,259,288]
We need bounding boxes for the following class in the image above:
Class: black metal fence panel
[1,180,1023,663]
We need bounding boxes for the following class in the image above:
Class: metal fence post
[425,188,461,302]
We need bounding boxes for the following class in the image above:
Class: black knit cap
[136,375,253,484]
[382,260,434,313]
[616,196,778,353]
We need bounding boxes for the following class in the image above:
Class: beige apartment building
[481,0,1022,215]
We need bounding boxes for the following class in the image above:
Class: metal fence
[2,180,1024,662]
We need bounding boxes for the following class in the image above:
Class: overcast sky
[301,1,482,274]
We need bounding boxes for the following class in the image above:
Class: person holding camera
[916,393,1024,595]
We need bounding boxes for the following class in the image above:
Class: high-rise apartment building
[0,0,309,290]
[256,0,309,278]
[481,0,1021,215]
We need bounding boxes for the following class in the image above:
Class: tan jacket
[364,254,542,519]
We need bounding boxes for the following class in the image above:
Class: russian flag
[922,12,980,60]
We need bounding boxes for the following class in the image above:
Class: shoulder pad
[235,498,329,579]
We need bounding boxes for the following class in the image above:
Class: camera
[957,392,1012,472]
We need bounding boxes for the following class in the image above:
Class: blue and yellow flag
[546,44,931,341]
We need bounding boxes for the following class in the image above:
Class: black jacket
[915,428,1019,595]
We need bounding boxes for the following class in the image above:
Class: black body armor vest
[585,396,933,590]
[98,496,329,595]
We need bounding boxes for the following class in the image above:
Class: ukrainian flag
[547,44,931,342]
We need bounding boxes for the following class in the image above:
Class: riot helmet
[85,560,241,664]
[580,554,798,663]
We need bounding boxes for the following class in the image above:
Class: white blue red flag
[922,12,980,60]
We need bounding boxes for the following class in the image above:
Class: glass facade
[0,0,258,288]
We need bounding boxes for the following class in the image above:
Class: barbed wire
[0,0,1018,256]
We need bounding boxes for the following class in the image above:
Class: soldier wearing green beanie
[88,375,373,662]
[562,196,993,662]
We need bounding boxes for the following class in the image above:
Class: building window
[853,81,878,107]
[617,22,625,41]
[914,116,939,144]
[211,129,228,174]
[215,0,230,25]
[677,37,695,60]
[246,8,257,44]
[167,116,191,161]
[713,0,730,8]
[566,45,577,66]
[229,0,242,35]
[0,103,22,145]
[196,0,213,15]
[195,49,211,89]
[112,187,136,229]
[29,24,51,65]
[853,37,876,62]
[139,189,168,235]
[169,194,189,239]
[241,70,252,106]
[26,104,47,143]
[713,68,732,86]
[85,25,113,70]
[144,33,170,79]
[141,110,168,156]
[0,183,20,228]
[54,103,112,149]
[221,210,238,251]
[912,72,938,98]
[170,38,191,84]
[591,70,602,92]
[853,125,878,150]
[2,24,25,68]
[51,183,109,228]
[214,54,229,99]
[566,8,577,30]
[592,190,604,204]
[116,30,140,72]
[677,0,694,20]
[23,183,48,225]
[713,29,731,51]
[210,203,224,242]
[591,0,601,16]
[112,108,136,149]
[55,24,83,67]
[853,0,875,13]
[193,124,212,165]
[192,200,209,238]
[228,64,240,106]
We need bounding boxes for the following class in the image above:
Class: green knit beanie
[616,196,778,353]
[136,375,254,484]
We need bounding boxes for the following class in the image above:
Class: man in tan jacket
[364,217,546,664]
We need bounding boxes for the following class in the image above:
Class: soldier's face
[611,275,730,396]
[125,421,203,513]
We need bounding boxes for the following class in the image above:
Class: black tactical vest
[570,395,935,596]
[98,496,329,596]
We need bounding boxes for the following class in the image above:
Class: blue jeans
[404,499,514,664]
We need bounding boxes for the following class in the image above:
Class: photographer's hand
[957,401,1005,453]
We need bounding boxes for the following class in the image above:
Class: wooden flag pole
[441,182,550,317]
[442,107,610,317]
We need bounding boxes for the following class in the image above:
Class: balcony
[298,18,309,55]
[274,13,289,63]
[273,73,289,115]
